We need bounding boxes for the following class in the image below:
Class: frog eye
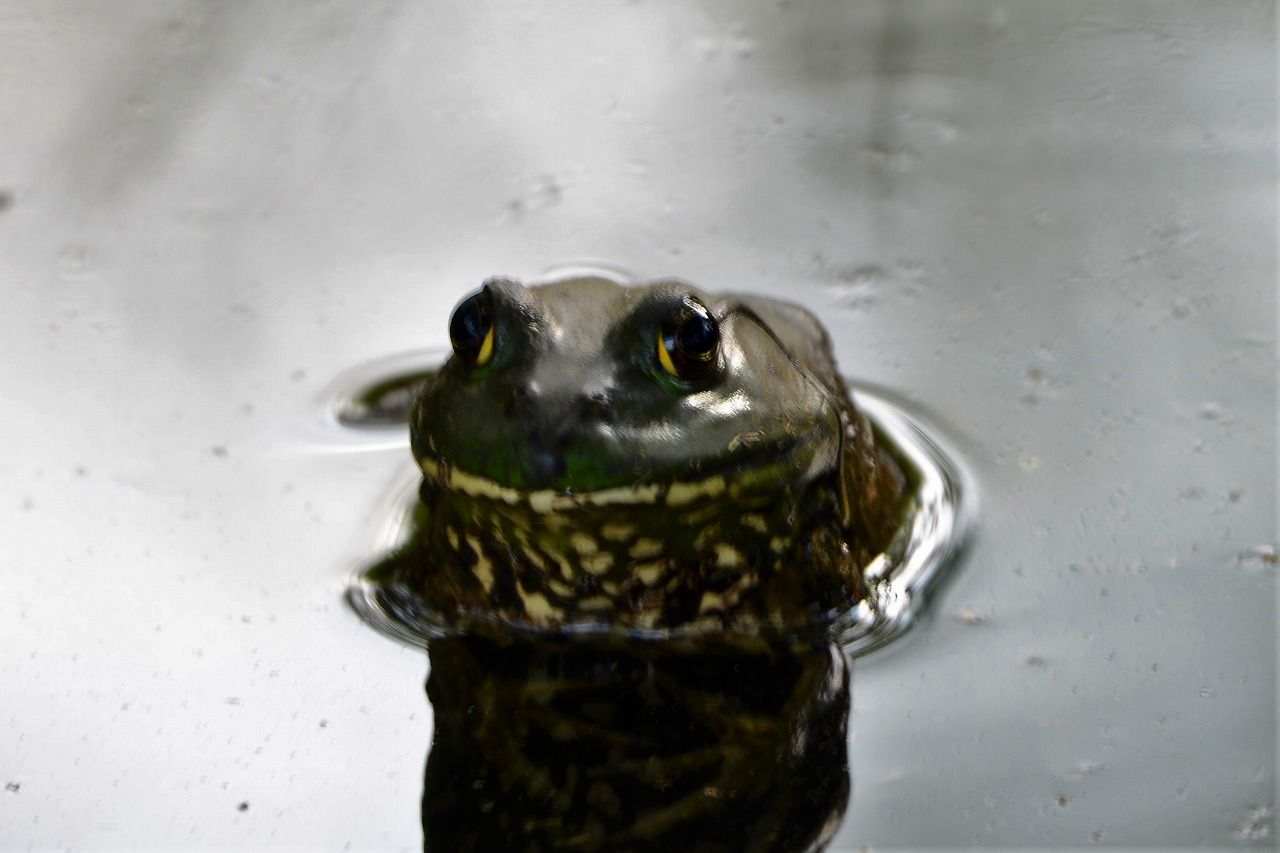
[658,298,720,381]
[448,288,495,367]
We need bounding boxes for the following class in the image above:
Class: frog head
[410,276,843,508]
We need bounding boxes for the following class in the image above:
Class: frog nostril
[581,391,614,423]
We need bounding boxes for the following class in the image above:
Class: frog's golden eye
[449,287,495,367]
[658,297,720,381]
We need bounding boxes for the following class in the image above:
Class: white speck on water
[1063,761,1104,782]
[694,29,755,61]
[55,245,103,281]
[1233,805,1273,842]
[1236,544,1278,572]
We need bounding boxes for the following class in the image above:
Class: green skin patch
[377,276,907,642]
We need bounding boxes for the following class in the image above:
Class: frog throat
[417,455,750,512]
[414,429,838,512]
[405,458,863,639]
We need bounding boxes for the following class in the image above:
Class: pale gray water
[1,2,1274,849]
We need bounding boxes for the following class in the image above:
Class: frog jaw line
[416,456,738,513]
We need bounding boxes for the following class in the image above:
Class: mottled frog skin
[391,275,906,641]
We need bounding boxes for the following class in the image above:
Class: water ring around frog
[319,352,974,660]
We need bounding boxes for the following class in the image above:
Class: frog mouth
[415,436,830,514]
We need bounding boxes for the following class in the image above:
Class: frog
[375,274,908,643]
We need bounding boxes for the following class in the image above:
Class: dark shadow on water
[421,635,851,852]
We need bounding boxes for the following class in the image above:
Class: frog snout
[532,390,617,442]
[519,389,618,485]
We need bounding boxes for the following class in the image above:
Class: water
[2,4,1272,849]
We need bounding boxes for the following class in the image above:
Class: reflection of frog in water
[362,275,913,849]
[373,275,907,641]
[423,636,851,852]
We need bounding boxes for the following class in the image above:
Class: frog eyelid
[722,302,849,500]
[721,304,836,405]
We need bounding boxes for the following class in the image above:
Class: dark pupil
[675,311,718,361]
[449,292,491,357]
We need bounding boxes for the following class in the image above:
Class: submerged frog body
[382,275,906,641]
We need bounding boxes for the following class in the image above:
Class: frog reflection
[421,636,851,852]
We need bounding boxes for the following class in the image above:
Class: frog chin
[414,435,835,514]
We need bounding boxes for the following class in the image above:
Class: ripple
[837,386,974,658]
